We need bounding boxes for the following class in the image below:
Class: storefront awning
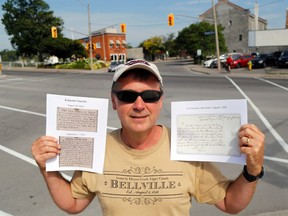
[109,40,114,44]
[122,40,127,44]
[116,40,121,44]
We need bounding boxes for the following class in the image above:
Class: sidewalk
[188,63,288,79]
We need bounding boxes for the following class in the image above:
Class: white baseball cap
[113,59,163,85]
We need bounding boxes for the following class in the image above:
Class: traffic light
[120,23,126,33]
[92,43,96,50]
[168,13,174,26]
[51,26,57,38]
[85,43,90,50]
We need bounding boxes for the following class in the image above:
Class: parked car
[251,53,274,68]
[250,52,259,58]
[230,55,254,68]
[108,61,121,72]
[204,54,229,68]
[277,50,288,68]
[273,51,283,66]
[203,58,217,68]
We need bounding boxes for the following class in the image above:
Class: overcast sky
[0,0,287,50]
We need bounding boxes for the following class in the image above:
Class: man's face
[111,74,163,134]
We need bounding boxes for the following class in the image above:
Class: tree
[140,36,165,61]
[163,33,177,57]
[0,49,18,61]
[175,22,227,59]
[2,0,64,61]
[41,37,87,60]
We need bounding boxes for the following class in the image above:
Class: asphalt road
[0,60,287,216]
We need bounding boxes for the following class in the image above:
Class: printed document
[171,99,247,164]
[46,94,109,173]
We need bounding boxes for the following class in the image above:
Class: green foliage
[163,33,177,57]
[2,0,64,60]
[0,49,18,61]
[53,60,107,70]
[175,22,227,58]
[141,36,165,61]
[41,37,87,59]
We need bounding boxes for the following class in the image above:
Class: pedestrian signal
[168,13,174,26]
[51,26,57,38]
[120,23,126,33]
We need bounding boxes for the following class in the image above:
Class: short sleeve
[71,171,95,199]
[194,162,231,204]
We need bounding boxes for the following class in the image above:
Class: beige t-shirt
[71,126,230,216]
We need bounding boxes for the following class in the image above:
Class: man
[31,59,265,215]
[226,55,233,73]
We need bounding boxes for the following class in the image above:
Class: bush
[39,59,109,70]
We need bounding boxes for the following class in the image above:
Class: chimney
[286,8,288,29]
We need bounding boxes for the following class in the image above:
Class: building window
[116,40,120,48]
[239,34,242,41]
[122,40,127,48]
[110,54,117,61]
[118,54,125,63]
[96,42,101,49]
[109,40,114,48]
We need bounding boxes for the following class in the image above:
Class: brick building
[79,28,127,62]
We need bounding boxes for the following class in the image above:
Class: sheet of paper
[171,99,247,164]
[46,94,109,173]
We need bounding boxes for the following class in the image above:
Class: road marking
[255,77,288,91]
[1,103,288,164]
[0,105,46,117]
[0,74,83,87]
[0,144,71,181]
[264,156,288,164]
[0,210,13,216]
[226,76,288,153]
[0,105,117,130]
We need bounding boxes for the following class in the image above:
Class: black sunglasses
[113,90,163,103]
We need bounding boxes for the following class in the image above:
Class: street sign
[204,31,215,36]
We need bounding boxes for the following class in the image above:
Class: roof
[199,0,267,24]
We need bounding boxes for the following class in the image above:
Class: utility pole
[212,0,221,71]
[79,0,93,70]
[88,1,93,71]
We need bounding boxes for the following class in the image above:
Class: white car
[203,58,217,68]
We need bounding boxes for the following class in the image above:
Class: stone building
[199,0,267,54]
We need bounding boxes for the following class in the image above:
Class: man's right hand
[31,136,60,170]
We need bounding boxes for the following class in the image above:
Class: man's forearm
[40,169,78,213]
[216,173,258,214]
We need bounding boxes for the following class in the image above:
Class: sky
[0,0,287,51]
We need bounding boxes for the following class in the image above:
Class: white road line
[0,210,13,216]
[264,156,288,164]
[226,76,288,153]
[255,77,288,91]
[0,105,117,130]
[0,144,71,181]
[0,105,46,117]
